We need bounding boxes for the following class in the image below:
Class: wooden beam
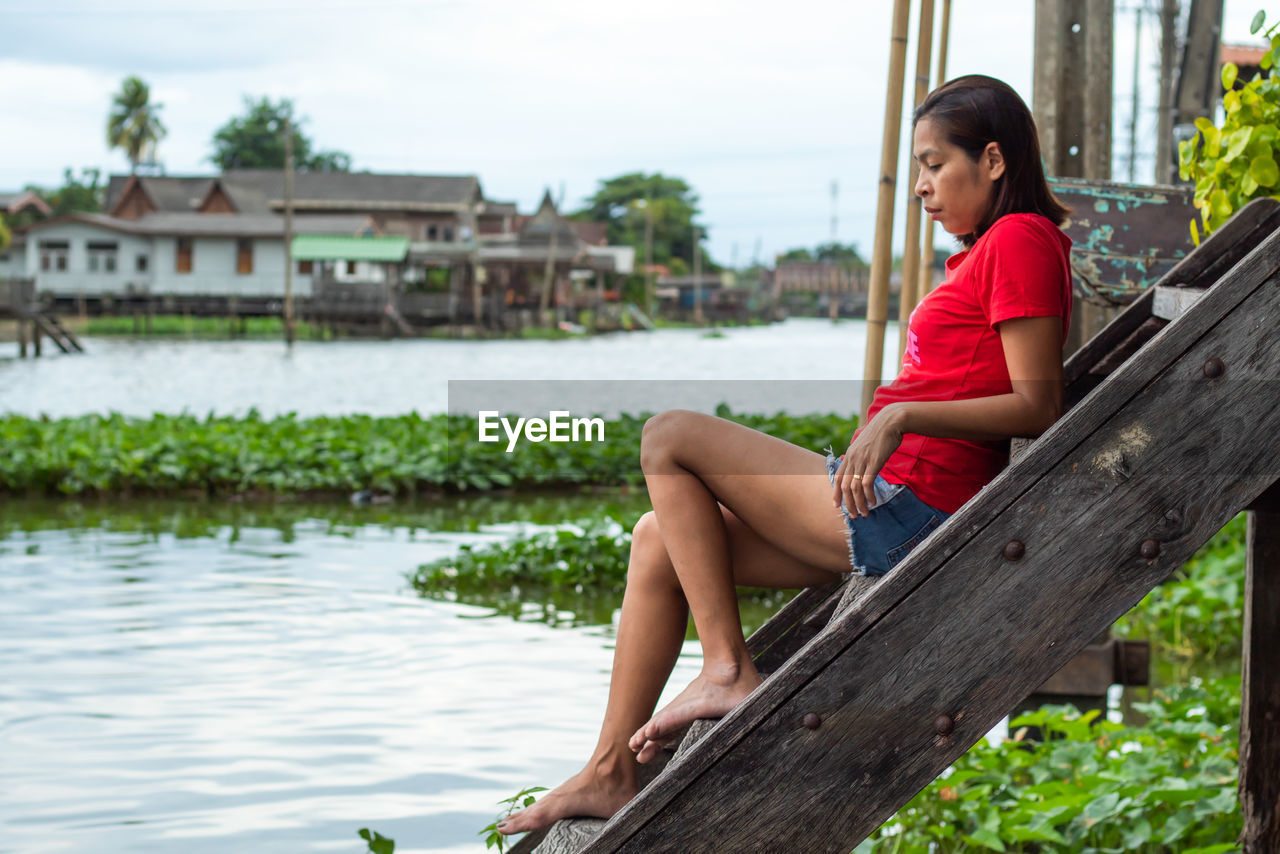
[1241,503,1280,853]
[1151,285,1206,320]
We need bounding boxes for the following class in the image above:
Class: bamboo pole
[897,0,935,363]
[918,0,951,298]
[861,0,913,420]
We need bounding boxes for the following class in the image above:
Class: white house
[22,211,378,298]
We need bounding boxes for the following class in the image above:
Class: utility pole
[538,184,564,326]
[643,198,654,317]
[283,116,295,348]
[1157,0,1179,183]
[830,180,839,242]
[692,225,704,325]
[1129,3,1144,183]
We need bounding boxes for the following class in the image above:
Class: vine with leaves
[1180,9,1280,244]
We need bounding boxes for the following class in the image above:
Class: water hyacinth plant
[0,407,856,497]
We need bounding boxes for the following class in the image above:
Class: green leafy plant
[480,785,548,852]
[0,408,856,498]
[410,515,794,630]
[357,827,395,854]
[856,679,1243,853]
[1179,9,1280,244]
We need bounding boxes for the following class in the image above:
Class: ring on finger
[852,473,863,481]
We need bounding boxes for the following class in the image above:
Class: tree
[776,241,867,267]
[572,172,713,271]
[26,168,105,217]
[0,216,10,252]
[106,76,167,173]
[209,96,352,172]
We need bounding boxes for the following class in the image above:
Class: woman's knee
[640,409,697,473]
[627,511,678,589]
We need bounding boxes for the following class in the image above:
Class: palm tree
[106,76,167,173]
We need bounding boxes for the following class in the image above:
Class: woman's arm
[832,315,1064,517]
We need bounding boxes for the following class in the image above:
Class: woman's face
[912,116,1004,236]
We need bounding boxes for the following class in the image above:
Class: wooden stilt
[18,316,28,358]
[1241,496,1280,853]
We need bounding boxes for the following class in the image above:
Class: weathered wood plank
[576,215,1280,854]
[1151,285,1206,320]
[1240,504,1280,853]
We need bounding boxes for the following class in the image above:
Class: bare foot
[627,662,762,763]
[497,762,638,836]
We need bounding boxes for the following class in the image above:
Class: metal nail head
[803,713,822,730]
[1202,357,1225,379]
[1003,540,1026,562]
[1141,539,1161,559]
[934,714,955,736]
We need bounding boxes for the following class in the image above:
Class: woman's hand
[832,403,907,518]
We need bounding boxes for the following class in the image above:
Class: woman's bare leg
[498,501,843,835]
[629,410,855,756]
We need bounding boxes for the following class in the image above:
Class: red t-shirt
[857,212,1073,514]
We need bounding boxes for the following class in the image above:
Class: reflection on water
[0,494,704,854]
[0,319,900,418]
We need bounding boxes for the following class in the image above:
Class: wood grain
[1240,507,1280,853]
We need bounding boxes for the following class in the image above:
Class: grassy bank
[82,314,326,338]
[0,408,855,497]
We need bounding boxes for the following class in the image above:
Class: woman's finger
[846,464,869,517]
[862,466,880,511]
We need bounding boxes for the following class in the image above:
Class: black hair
[914,74,1070,247]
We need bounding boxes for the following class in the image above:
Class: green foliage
[0,215,9,253]
[106,76,167,172]
[1178,9,1280,243]
[357,827,395,854]
[410,513,794,629]
[0,408,857,498]
[857,680,1242,853]
[209,96,351,172]
[777,241,868,267]
[84,314,324,338]
[480,786,548,852]
[26,167,104,216]
[571,172,713,271]
[1114,514,1246,664]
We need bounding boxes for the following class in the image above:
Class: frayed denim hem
[824,445,866,574]
[823,445,906,576]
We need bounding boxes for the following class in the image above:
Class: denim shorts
[823,447,951,577]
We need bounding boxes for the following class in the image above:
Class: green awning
[292,234,409,262]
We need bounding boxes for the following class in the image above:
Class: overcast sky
[0,1,1268,264]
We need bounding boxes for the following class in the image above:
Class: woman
[498,74,1073,835]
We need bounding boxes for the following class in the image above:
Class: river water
[0,319,900,418]
[0,495,696,854]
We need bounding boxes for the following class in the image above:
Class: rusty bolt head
[1003,540,1026,562]
[802,713,822,730]
[934,714,955,736]
[1141,538,1161,559]
[1202,357,1225,379]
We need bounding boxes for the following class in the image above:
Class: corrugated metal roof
[292,234,409,261]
